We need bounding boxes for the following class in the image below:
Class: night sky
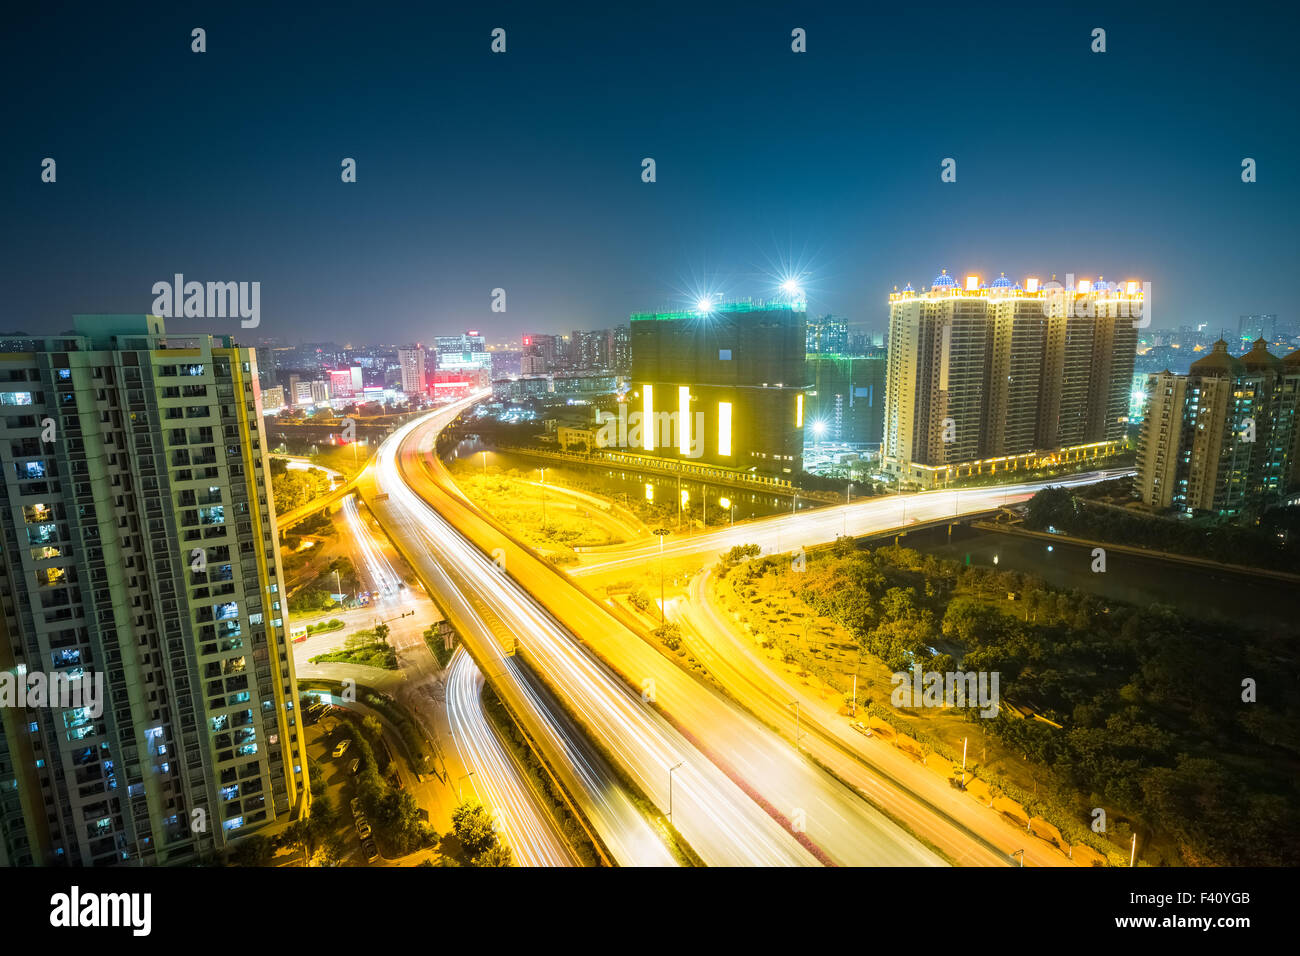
[4,2,1296,344]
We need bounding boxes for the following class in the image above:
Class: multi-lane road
[571,468,1133,577]
[380,401,945,867]
[359,396,1122,866]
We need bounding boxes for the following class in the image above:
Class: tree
[451,801,498,858]
[473,844,513,867]
[375,622,391,644]
[653,622,682,651]
[281,819,317,866]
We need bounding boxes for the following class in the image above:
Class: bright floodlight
[812,421,827,437]
[781,278,802,296]
[696,297,714,313]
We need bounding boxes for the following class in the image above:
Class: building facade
[397,346,427,398]
[806,316,849,355]
[804,354,885,445]
[630,299,807,475]
[883,271,1139,486]
[1136,339,1300,515]
[0,315,308,866]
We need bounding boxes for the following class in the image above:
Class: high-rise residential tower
[397,346,427,398]
[0,315,308,865]
[1136,339,1300,514]
[883,272,1141,486]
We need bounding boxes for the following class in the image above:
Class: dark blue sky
[5,2,1296,343]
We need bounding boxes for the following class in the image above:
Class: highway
[392,404,945,867]
[365,405,681,866]
[445,647,577,866]
[675,571,1070,867]
[570,469,1133,577]
[312,485,581,866]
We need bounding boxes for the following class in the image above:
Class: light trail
[445,646,574,867]
[377,408,818,866]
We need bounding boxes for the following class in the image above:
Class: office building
[0,315,308,866]
[1136,339,1300,515]
[630,298,807,475]
[883,271,1139,486]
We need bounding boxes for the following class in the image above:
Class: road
[297,489,576,866]
[366,401,682,866]
[391,403,944,867]
[445,647,578,866]
[570,469,1133,577]
[675,571,1072,867]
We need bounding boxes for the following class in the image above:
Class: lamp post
[851,649,861,717]
[652,528,671,622]
[332,570,343,607]
[844,482,853,536]
[667,761,683,821]
[458,770,476,802]
[719,497,732,527]
[481,450,487,477]
[790,700,802,745]
[538,467,547,529]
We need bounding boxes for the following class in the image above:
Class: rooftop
[631,298,806,321]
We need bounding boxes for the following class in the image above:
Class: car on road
[851,721,873,737]
[362,840,379,862]
[332,739,351,758]
[350,797,361,816]
[356,821,372,839]
[349,758,360,775]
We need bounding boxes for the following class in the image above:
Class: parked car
[349,758,360,775]
[362,841,379,862]
[332,739,351,758]
[349,797,361,816]
[356,822,372,839]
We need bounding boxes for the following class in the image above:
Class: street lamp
[458,770,476,802]
[538,467,547,529]
[481,450,487,477]
[1013,848,1025,867]
[332,570,343,607]
[652,528,671,622]
[667,761,684,821]
[719,497,732,527]
[790,700,802,745]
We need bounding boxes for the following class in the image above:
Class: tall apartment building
[397,346,427,398]
[806,316,850,355]
[1136,339,1300,515]
[883,271,1140,486]
[522,334,560,372]
[0,315,308,866]
[610,326,631,372]
[630,299,807,475]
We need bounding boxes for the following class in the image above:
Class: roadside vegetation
[480,685,603,866]
[715,541,1300,866]
[270,456,333,515]
[309,626,397,670]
